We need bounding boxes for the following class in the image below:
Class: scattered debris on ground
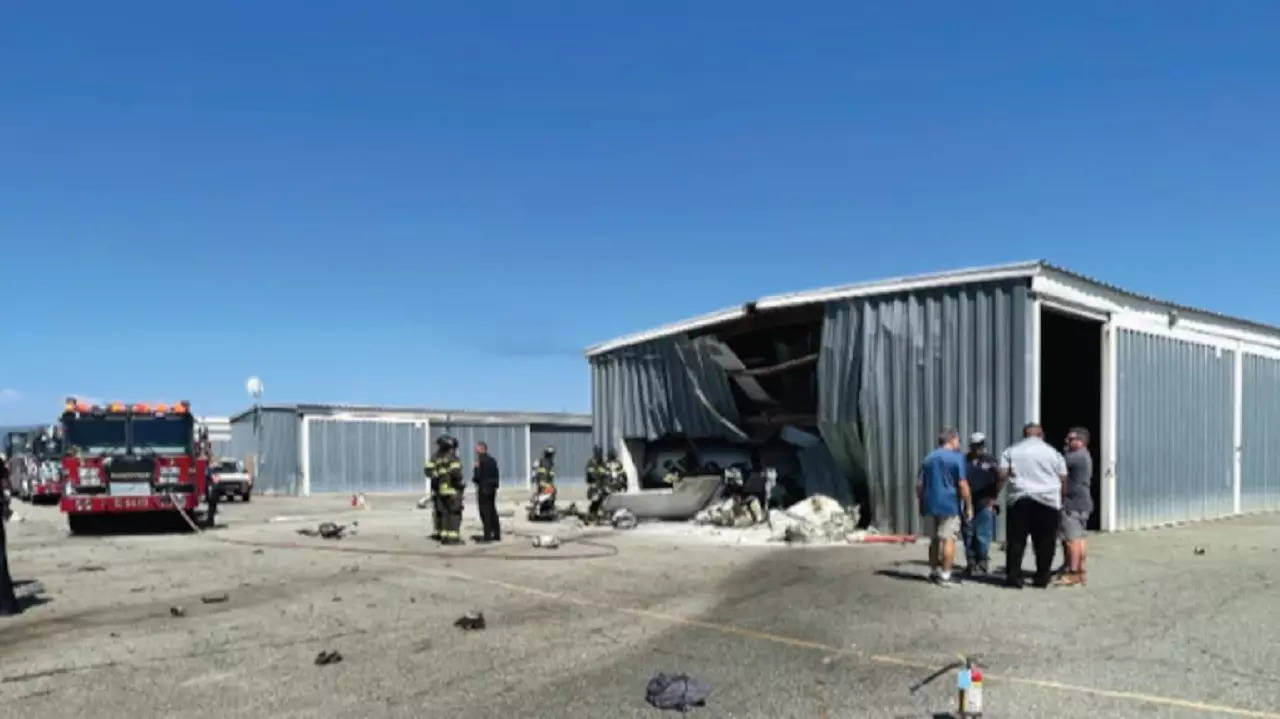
[314,650,343,666]
[645,672,710,712]
[252,549,265,555]
[532,535,560,549]
[1194,547,1207,555]
[297,522,347,540]
[200,593,229,604]
[77,565,106,572]
[611,508,638,530]
[169,606,186,618]
[454,611,486,631]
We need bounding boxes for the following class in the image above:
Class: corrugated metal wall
[307,419,428,494]
[530,425,593,486]
[590,336,744,450]
[431,423,529,490]
[229,409,300,495]
[819,280,1033,533]
[1242,354,1280,512]
[1116,331,1234,529]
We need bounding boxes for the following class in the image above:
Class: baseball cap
[969,432,987,445]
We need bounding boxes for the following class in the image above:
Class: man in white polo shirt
[998,422,1068,589]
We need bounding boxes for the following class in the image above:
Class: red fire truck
[58,398,210,533]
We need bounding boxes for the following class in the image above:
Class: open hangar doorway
[1039,305,1105,530]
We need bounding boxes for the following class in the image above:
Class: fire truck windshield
[130,415,192,455]
[63,416,128,456]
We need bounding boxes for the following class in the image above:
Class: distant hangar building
[228,404,591,496]
[587,261,1280,533]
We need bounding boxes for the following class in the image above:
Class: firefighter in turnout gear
[604,450,627,492]
[528,446,557,521]
[585,445,608,521]
[430,435,465,544]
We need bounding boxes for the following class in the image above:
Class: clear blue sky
[3,2,1278,423]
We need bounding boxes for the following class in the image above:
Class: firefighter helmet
[543,446,555,457]
[436,435,457,452]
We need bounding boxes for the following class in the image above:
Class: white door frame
[1035,299,1117,532]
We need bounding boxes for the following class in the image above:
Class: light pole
[246,376,263,489]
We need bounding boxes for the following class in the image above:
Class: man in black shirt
[473,442,501,542]
[962,432,1000,576]
[0,454,20,616]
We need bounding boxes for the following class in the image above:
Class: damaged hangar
[588,261,1280,534]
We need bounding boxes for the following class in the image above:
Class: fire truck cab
[58,399,210,533]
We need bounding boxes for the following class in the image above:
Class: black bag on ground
[645,672,710,712]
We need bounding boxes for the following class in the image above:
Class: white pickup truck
[210,458,253,502]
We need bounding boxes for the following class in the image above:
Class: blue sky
[3,2,1279,423]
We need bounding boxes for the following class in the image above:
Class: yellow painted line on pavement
[436,567,1280,718]
[231,537,1280,718]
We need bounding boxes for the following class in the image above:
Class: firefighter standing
[529,446,557,521]
[425,444,442,540]
[0,454,20,616]
[430,436,465,544]
[585,445,606,495]
[585,446,607,520]
[437,436,465,544]
[427,436,464,544]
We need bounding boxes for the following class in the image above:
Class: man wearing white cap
[962,432,1000,576]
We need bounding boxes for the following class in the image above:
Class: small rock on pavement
[252,549,264,555]
[454,611,486,631]
[169,606,187,617]
[201,593,230,604]
[314,650,343,666]
[1194,547,1207,555]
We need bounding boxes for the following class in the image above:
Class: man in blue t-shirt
[916,428,973,587]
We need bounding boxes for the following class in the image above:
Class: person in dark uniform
[962,432,1000,576]
[0,454,21,616]
[473,441,501,542]
[434,436,464,545]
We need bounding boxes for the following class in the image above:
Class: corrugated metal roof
[586,260,1280,357]
[229,403,590,427]
[1038,262,1280,340]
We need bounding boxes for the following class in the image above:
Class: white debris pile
[769,495,861,544]
[694,496,765,528]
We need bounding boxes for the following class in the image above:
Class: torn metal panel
[590,337,745,448]
[698,338,778,405]
[818,280,1033,534]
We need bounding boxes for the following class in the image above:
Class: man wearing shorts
[917,428,973,587]
[1056,428,1094,586]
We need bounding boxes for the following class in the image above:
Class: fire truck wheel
[241,491,251,502]
[68,515,92,534]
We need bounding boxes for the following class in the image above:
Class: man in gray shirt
[998,423,1068,589]
[1056,427,1094,586]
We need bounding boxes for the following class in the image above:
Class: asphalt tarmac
[2,495,1278,718]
